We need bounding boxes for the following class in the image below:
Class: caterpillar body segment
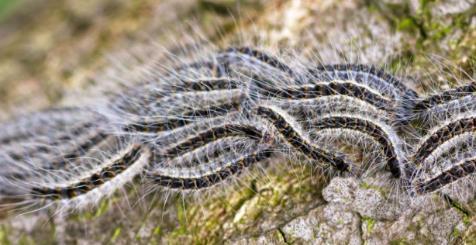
[412,114,476,165]
[410,82,476,127]
[155,123,269,158]
[414,82,476,112]
[0,107,106,145]
[30,144,144,200]
[255,104,356,173]
[0,108,110,185]
[147,135,276,189]
[122,100,244,134]
[219,47,296,78]
[1,138,151,211]
[248,79,392,112]
[408,109,476,196]
[308,114,407,178]
[150,137,262,178]
[310,64,418,102]
[309,64,419,124]
[413,156,476,195]
[149,147,273,190]
[275,96,391,124]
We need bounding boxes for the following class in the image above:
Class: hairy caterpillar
[0,45,475,217]
[411,82,476,128]
[412,114,476,164]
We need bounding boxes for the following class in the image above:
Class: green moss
[146,226,163,245]
[110,227,122,243]
[397,18,417,31]
[153,226,162,236]
[451,226,462,241]
[68,197,112,221]
[17,235,34,245]
[362,216,376,233]
[94,198,111,218]
[367,0,473,52]
[173,202,190,236]
[463,216,472,226]
[444,195,472,226]
[0,226,11,245]
[162,164,326,243]
[0,0,20,21]
[358,181,388,198]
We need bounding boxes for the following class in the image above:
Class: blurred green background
[0,0,17,20]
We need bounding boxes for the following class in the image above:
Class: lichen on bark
[0,0,475,244]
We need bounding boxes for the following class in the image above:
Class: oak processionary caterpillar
[0,42,475,218]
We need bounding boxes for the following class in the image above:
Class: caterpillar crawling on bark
[1,45,475,216]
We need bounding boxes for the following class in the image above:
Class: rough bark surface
[0,0,475,244]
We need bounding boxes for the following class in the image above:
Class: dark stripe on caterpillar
[149,148,272,189]
[413,82,476,111]
[124,101,243,133]
[250,79,391,111]
[221,47,295,77]
[310,64,418,100]
[30,145,143,200]
[158,124,265,157]
[413,157,476,194]
[413,116,476,164]
[256,105,353,173]
[310,115,403,178]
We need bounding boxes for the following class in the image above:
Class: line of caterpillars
[2,46,476,204]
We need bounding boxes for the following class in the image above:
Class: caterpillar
[30,143,144,200]
[0,45,474,216]
[410,82,476,127]
[413,153,476,195]
[412,114,476,165]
